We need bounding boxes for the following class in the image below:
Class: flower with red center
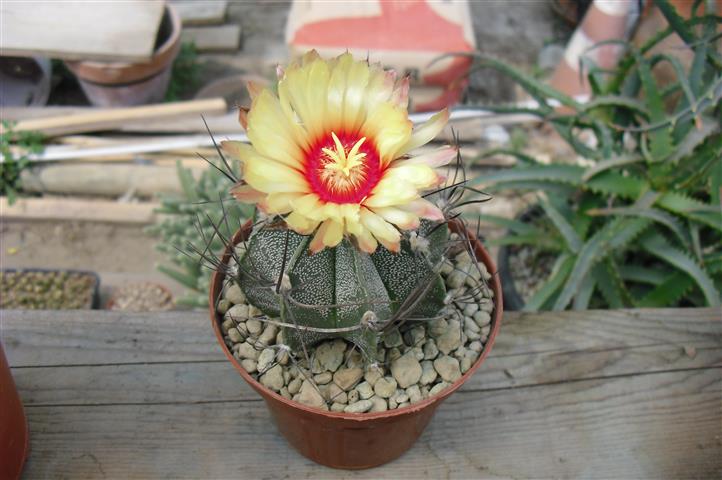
[222,50,455,253]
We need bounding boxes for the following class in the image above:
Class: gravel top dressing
[217,232,495,413]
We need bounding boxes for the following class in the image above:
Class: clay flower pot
[0,342,29,479]
[209,220,503,469]
[64,4,181,106]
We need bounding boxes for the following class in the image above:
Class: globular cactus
[233,219,448,360]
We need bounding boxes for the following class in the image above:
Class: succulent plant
[192,51,489,361]
[147,160,254,307]
[471,0,721,310]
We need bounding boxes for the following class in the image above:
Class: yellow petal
[360,208,401,252]
[364,66,396,112]
[400,198,445,221]
[364,177,418,208]
[285,211,319,235]
[229,182,265,203]
[390,76,410,109]
[394,146,457,168]
[399,108,449,155]
[244,153,309,194]
[278,58,330,142]
[309,219,344,253]
[221,140,248,161]
[373,206,420,230]
[247,89,307,168]
[349,224,378,253]
[362,102,412,165]
[384,164,440,189]
[265,192,304,214]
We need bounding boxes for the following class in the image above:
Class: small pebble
[260,365,284,392]
[330,402,346,412]
[473,311,491,327]
[217,299,231,315]
[224,284,246,305]
[436,319,462,354]
[423,339,439,360]
[434,356,462,383]
[364,366,384,386]
[227,327,244,343]
[369,395,388,412]
[344,400,373,413]
[313,339,346,372]
[246,319,263,336]
[258,348,277,372]
[288,377,302,395]
[259,324,278,346]
[225,304,249,321]
[356,381,374,400]
[373,376,397,398]
[237,342,260,360]
[333,367,363,391]
[407,385,422,403]
[347,389,360,403]
[420,360,438,385]
[280,387,292,399]
[298,381,326,409]
[240,359,257,373]
[390,352,423,388]
[221,318,235,334]
[313,372,333,385]
[429,381,451,396]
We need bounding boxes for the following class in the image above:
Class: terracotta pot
[0,342,29,480]
[64,4,181,106]
[209,220,503,469]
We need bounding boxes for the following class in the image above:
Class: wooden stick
[0,98,228,137]
[0,197,160,224]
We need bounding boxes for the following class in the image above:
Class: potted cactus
[198,51,502,468]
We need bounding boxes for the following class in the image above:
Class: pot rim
[209,219,503,421]
[64,3,181,84]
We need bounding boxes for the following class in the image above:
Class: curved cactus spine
[234,219,449,360]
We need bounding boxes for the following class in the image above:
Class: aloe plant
[473,0,721,310]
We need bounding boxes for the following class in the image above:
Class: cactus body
[235,220,448,359]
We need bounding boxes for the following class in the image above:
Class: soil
[507,244,556,304]
[0,270,97,309]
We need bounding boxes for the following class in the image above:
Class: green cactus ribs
[233,219,450,361]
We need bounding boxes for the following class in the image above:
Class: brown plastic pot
[64,4,181,107]
[209,220,503,469]
[0,342,29,479]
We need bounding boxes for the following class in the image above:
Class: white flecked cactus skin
[234,219,449,360]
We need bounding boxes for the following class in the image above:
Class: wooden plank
[11,343,721,407]
[0,197,159,224]
[0,98,227,137]
[19,163,204,197]
[181,25,241,52]
[171,0,228,25]
[5,308,719,367]
[19,369,722,478]
[0,1,165,62]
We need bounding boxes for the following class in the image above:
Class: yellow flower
[222,50,455,254]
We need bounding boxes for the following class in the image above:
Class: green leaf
[711,157,722,205]
[657,192,722,232]
[469,54,580,109]
[554,218,651,310]
[593,262,623,308]
[640,233,721,306]
[656,0,696,45]
[523,254,573,312]
[539,196,582,253]
[476,214,539,236]
[572,273,596,310]
[585,171,648,199]
[636,271,694,308]
[618,265,669,285]
[475,148,539,166]
[582,154,644,181]
[157,264,201,290]
[176,161,199,202]
[587,205,692,251]
[579,95,651,118]
[472,164,584,187]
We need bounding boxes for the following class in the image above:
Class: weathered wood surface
[3,308,721,479]
[0,1,165,62]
